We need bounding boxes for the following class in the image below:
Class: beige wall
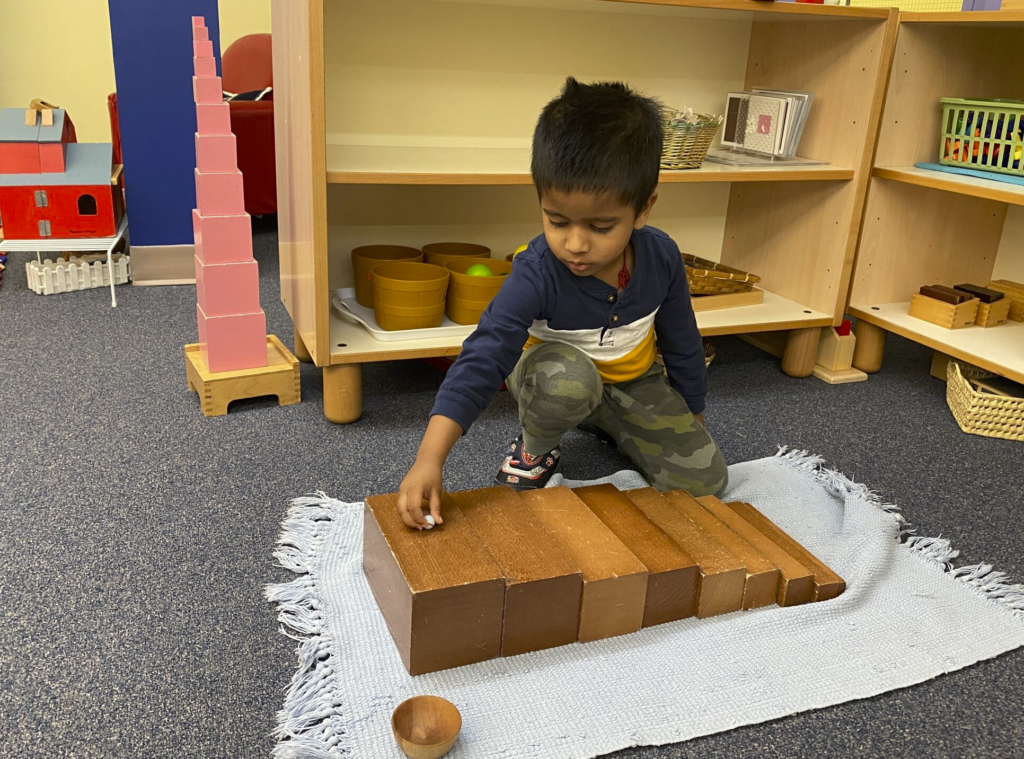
[219,0,272,53]
[0,0,116,143]
[0,0,270,143]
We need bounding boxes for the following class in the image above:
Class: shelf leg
[323,364,362,424]
[852,320,886,374]
[293,326,313,364]
[781,328,820,378]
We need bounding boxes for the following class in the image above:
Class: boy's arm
[397,261,548,529]
[397,415,463,529]
[654,251,708,416]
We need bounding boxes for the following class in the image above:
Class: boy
[397,78,727,530]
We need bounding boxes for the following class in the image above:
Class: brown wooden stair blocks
[362,492,505,675]
[519,487,648,642]
[362,485,845,675]
[725,501,846,602]
[625,487,748,618]
[572,484,699,627]
[451,487,583,657]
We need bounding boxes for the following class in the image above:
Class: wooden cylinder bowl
[422,242,491,268]
[351,245,423,307]
[445,258,511,302]
[391,695,462,759]
[371,262,449,331]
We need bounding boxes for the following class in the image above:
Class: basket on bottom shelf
[946,362,1024,442]
[683,253,759,296]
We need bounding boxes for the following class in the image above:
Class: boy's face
[540,189,657,278]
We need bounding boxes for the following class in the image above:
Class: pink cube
[38,143,67,173]
[194,56,217,77]
[196,103,231,135]
[195,133,237,173]
[193,39,214,58]
[193,76,223,105]
[192,16,205,28]
[193,209,253,265]
[193,26,209,41]
[197,304,267,373]
[195,169,245,216]
[195,257,261,317]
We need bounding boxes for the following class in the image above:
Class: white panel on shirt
[527,308,660,363]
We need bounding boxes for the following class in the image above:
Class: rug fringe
[773,446,1022,621]
[265,493,353,757]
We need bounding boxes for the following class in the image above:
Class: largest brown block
[626,488,746,618]
[452,487,583,656]
[573,484,699,627]
[363,492,506,675]
[520,487,648,642]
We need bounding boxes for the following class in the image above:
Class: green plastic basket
[940,97,1024,177]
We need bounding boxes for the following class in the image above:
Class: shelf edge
[873,167,1024,207]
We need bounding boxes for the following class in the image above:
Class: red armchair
[222,34,276,216]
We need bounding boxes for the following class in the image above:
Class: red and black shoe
[494,436,561,490]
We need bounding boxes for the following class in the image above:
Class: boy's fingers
[429,488,443,525]
[398,491,426,529]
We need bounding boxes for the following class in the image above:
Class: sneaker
[577,422,618,450]
[494,436,561,490]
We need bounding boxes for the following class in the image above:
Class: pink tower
[190,16,267,373]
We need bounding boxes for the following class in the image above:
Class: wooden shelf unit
[850,12,1024,382]
[273,0,897,422]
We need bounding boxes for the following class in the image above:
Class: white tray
[332,289,476,342]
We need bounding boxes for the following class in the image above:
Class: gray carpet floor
[1,219,1022,758]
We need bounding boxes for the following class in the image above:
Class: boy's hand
[695,412,706,429]
[397,414,463,531]
[398,461,444,530]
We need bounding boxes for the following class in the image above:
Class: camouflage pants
[507,342,728,496]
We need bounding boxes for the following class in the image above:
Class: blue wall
[108,0,221,247]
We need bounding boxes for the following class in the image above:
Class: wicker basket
[683,253,760,295]
[661,110,723,170]
[946,362,1024,441]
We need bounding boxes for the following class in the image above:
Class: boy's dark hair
[531,77,663,214]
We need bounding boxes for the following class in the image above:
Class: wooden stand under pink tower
[184,16,300,418]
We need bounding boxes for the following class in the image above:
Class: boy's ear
[633,192,658,229]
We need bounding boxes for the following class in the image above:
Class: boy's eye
[591,226,613,234]
[548,220,568,228]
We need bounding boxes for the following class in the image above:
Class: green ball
[465,264,494,277]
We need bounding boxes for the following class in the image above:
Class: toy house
[0,107,122,240]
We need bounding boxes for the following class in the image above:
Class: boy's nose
[565,228,589,255]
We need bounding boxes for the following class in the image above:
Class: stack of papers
[717,89,814,159]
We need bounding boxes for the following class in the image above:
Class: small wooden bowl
[391,696,462,759]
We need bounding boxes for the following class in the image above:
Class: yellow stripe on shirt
[524,326,657,384]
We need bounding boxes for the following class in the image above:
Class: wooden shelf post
[852,319,886,374]
[781,328,821,378]
[323,364,362,423]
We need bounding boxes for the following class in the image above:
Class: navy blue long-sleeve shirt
[431,226,707,431]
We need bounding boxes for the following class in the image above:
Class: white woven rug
[266,450,1024,759]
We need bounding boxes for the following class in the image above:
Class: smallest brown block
[362,492,505,675]
[521,487,648,642]
[697,496,814,607]
[573,484,699,627]
[668,492,780,610]
[725,501,846,602]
